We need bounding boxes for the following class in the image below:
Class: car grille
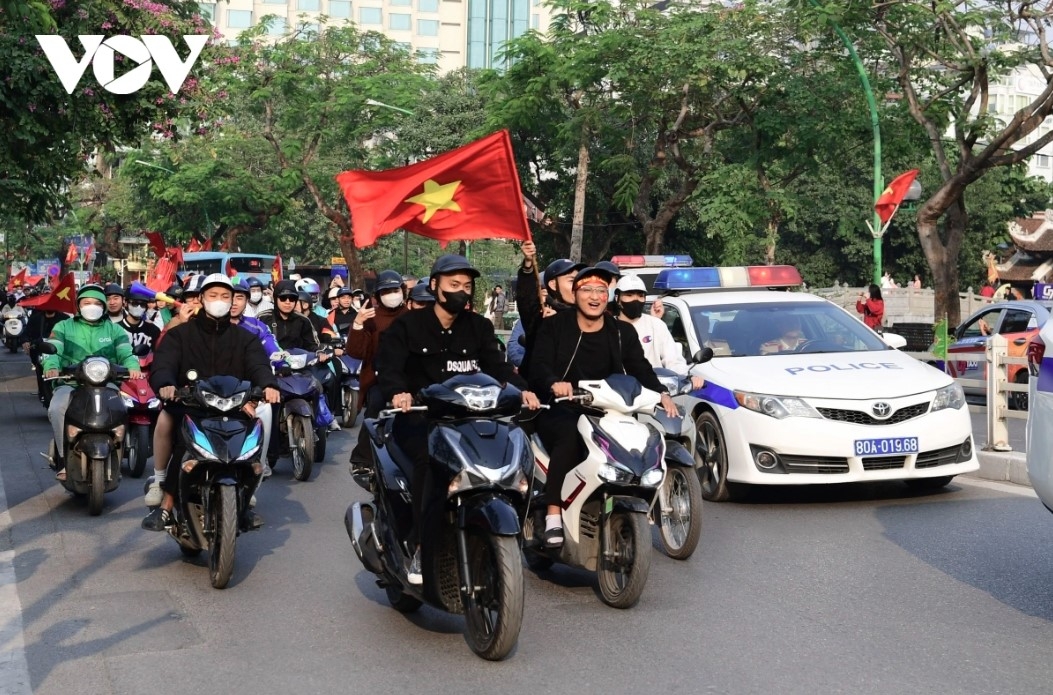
[780,455,849,474]
[916,444,961,469]
[862,455,906,470]
[816,402,930,426]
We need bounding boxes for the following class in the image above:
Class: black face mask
[438,289,472,315]
[620,301,645,320]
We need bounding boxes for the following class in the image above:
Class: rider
[142,274,280,531]
[243,276,270,317]
[295,290,341,431]
[346,269,407,472]
[42,285,142,481]
[120,289,162,355]
[614,274,704,390]
[295,278,329,319]
[376,255,540,584]
[525,266,678,548]
[406,284,434,310]
[328,287,357,335]
[104,283,126,323]
[23,304,69,402]
[514,241,584,376]
[257,280,318,351]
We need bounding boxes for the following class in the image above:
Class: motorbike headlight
[598,462,634,484]
[120,392,136,408]
[186,421,216,459]
[931,382,965,412]
[83,357,111,385]
[454,385,501,411]
[641,466,665,487]
[201,390,247,412]
[734,391,821,419]
[147,398,161,409]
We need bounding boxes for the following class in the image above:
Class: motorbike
[120,348,159,479]
[152,371,265,589]
[4,309,25,353]
[640,355,713,561]
[523,374,666,609]
[334,330,362,427]
[345,373,529,661]
[39,343,129,516]
[269,348,326,481]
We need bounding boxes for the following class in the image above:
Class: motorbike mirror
[132,343,151,357]
[692,347,714,364]
[37,341,57,355]
[186,369,199,382]
[517,334,526,347]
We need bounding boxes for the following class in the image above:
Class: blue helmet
[231,279,250,296]
[244,276,264,289]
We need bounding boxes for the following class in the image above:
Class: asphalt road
[1,350,1051,695]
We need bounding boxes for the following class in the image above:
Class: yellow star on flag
[56,287,71,300]
[405,179,462,223]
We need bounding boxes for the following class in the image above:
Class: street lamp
[133,159,176,174]
[365,99,415,116]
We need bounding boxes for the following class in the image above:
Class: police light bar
[653,265,803,291]
[610,254,694,269]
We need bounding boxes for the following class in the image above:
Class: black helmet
[593,260,622,279]
[273,279,299,299]
[409,284,435,304]
[296,291,312,305]
[336,287,353,298]
[165,282,184,300]
[103,282,125,297]
[543,259,586,287]
[374,269,404,294]
[429,254,480,280]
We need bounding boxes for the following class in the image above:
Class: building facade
[198,0,552,73]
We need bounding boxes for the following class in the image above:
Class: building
[986,64,1053,183]
[198,0,554,74]
[991,210,1053,295]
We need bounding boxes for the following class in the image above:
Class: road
[1,350,1051,694]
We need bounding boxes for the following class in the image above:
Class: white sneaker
[261,463,273,478]
[144,481,163,507]
[328,420,341,432]
[250,494,257,507]
[406,548,422,585]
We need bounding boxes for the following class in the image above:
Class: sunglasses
[277,296,297,302]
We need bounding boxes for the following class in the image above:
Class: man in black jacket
[526,266,678,548]
[375,254,540,584]
[142,274,280,531]
[257,280,319,351]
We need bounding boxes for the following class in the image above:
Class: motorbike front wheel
[462,532,524,661]
[290,415,314,481]
[657,465,703,560]
[127,424,151,478]
[88,457,105,516]
[341,387,359,428]
[597,512,651,609]
[208,485,238,589]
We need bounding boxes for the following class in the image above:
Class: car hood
[697,350,952,399]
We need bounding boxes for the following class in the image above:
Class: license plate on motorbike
[853,437,919,456]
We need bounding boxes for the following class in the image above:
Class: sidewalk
[974,450,1031,487]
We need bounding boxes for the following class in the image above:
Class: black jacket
[515,264,575,377]
[525,309,666,397]
[375,308,527,402]
[25,310,68,343]
[257,309,318,351]
[150,311,278,392]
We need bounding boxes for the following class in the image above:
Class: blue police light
[653,268,721,291]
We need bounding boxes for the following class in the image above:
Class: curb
[974,450,1031,487]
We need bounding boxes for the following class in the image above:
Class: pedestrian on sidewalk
[856,284,885,331]
[488,284,507,330]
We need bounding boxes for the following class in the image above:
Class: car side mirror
[692,348,714,364]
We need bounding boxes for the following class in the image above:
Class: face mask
[380,293,404,309]
[204,300,231,318]
[438,289,471,315]
[608,288,616,303]
[620,301,645,320]
[351,299,363,311]
[249,291,262,304]
[127,305,146,319]
[79,304,104,322]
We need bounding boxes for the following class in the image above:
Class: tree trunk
[336,227,364,289]
[917,187,967,327]
[569,142,589,263]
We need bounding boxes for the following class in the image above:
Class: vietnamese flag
[186,238,202,253]
[271,254,282,284]
[336,129,532,249]
[145,231,168,258]
[19,272,76,314]
[65,242,78,265]
[7,267,27,291]
[874,169,920,224]
[147,256,177,292]
[165,246,184,267]
[201,238,213,252]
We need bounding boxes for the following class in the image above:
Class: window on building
[394,41,412,52]
[301,21,321,36]
[265,16,288,34]
[417,48,439,64]
[418,18,439,35]
[198,3,215,20]
[328,0,351,17]
[262,0,285,4]
[391,0,411,5]
[390,12,411,29]
[227,9,252,27]
[418,0,439,10]
[298,0,320,9]
[1038,155,1050,168]
[359,6,382,23]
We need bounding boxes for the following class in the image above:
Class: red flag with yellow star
[19,272,76,314]
[336,130,532,248]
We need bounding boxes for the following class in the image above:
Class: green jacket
[41,316,139,373]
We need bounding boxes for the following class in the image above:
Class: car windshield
[689,301,889,357]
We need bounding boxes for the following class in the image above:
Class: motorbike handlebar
[378,405,428,418]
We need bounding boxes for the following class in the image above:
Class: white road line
[958,475,1038,498]
[0,459,31,695]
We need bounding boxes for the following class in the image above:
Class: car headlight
[83,357,111,385]
[931,382,965,412]
[734,391,821,419]
[454,384,501,411]
[201,390,247,412]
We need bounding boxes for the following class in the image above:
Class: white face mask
[203,300,231,318]
[79,305,104,322]
[127,305,146,319]
[351,299,363,311]
[249,291,262,304]
[380,293,404,309]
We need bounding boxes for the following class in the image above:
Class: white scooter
[523,374,665,609]
[3,309,25,353]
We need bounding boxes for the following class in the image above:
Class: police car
[1026,318,1053,516]
[633,263,978,501]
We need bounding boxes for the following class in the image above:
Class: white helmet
[615,274,647,294]
[295,278,321,295]
[200,273,234,293]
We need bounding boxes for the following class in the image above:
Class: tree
[214,19,432,286]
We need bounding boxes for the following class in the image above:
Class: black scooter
[345,373,530,661]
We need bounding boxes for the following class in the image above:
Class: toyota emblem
[872,402,892,418]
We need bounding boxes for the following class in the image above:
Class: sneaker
[144,481,163,507]
[142,507,175,532]
[250,493,257,507]
[543,526,564,549]
[261,463,273,479]
[243,509,264,530]
[406,548,423,585]
[328,420,342,432]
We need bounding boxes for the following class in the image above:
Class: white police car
[1026,318,1053,516]
[646,265,978,501]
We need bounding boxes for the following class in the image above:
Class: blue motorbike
[270,348,326,481]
